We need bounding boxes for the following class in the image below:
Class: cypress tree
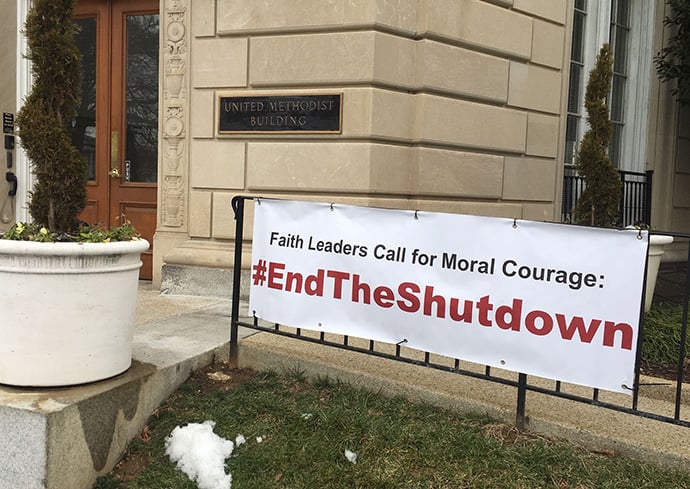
[15,0,87,233]
[573,44,622,227]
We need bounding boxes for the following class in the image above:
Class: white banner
[249,199,649,394]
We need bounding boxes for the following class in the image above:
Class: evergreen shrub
[573,44,622,227]
[15,0,87,234]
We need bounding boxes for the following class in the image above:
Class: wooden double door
[73,0,159,279]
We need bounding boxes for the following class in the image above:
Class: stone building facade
[159,0,570,293]
[1,0,688,292]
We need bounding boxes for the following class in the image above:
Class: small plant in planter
[573,44,622,227]
[0,0,148,387]
[2,219,140,243]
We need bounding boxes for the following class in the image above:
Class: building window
[609,0,630,168]
[565,0,587,166]
[564,0,653,173]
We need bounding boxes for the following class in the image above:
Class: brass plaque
[219,93,342,134]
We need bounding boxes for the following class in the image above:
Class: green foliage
[655,0,690,103]
[15,0,87,233]
[1,222,54,242]
[573,44,622,227]
[2,220,140,243]
[77,220,140,242]
[642,302,689,366]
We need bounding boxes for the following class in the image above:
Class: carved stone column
[154,0,190,287]
[160,0,188,229]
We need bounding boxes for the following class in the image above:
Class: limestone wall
[672,106,690,232]
[647,0,690,236]
[159,0,569,286]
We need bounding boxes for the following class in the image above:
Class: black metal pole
[632,233,650,411]
[516,372,528,429]
[645,170,653,226]
[229,196,246,368]
[618,171,626,227]
[674,240,690,420]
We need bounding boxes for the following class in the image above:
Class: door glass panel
[72,18,97,181]
[125,13,159,183]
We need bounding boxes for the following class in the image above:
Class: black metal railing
[562,166,653,227]
[230,195,690,430]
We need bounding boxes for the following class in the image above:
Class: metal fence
[562,166,653,227]
[230,195,690,429]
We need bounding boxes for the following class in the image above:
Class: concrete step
[0,296,253,489]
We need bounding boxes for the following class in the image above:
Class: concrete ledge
[161,264,251,300]
[238,331,690,471]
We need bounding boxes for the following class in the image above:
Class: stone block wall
[160,0,569,285]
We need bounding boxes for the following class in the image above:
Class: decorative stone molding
[161,0,188,228]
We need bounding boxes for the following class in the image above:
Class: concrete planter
[645,234,674,312]
[0,238,149,386]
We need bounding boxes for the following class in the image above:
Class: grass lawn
[94,363,690,489]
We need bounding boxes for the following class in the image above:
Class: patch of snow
[344,449,357,464]
[207,371,232,382]
[235,434,246,446]
[165,421,234,489]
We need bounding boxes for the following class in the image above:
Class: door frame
[15,1,34,224]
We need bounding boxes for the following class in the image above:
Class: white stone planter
[645,234,674,312]
[0,238,149,386]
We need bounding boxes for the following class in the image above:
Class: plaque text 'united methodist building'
[219,94,342,134]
